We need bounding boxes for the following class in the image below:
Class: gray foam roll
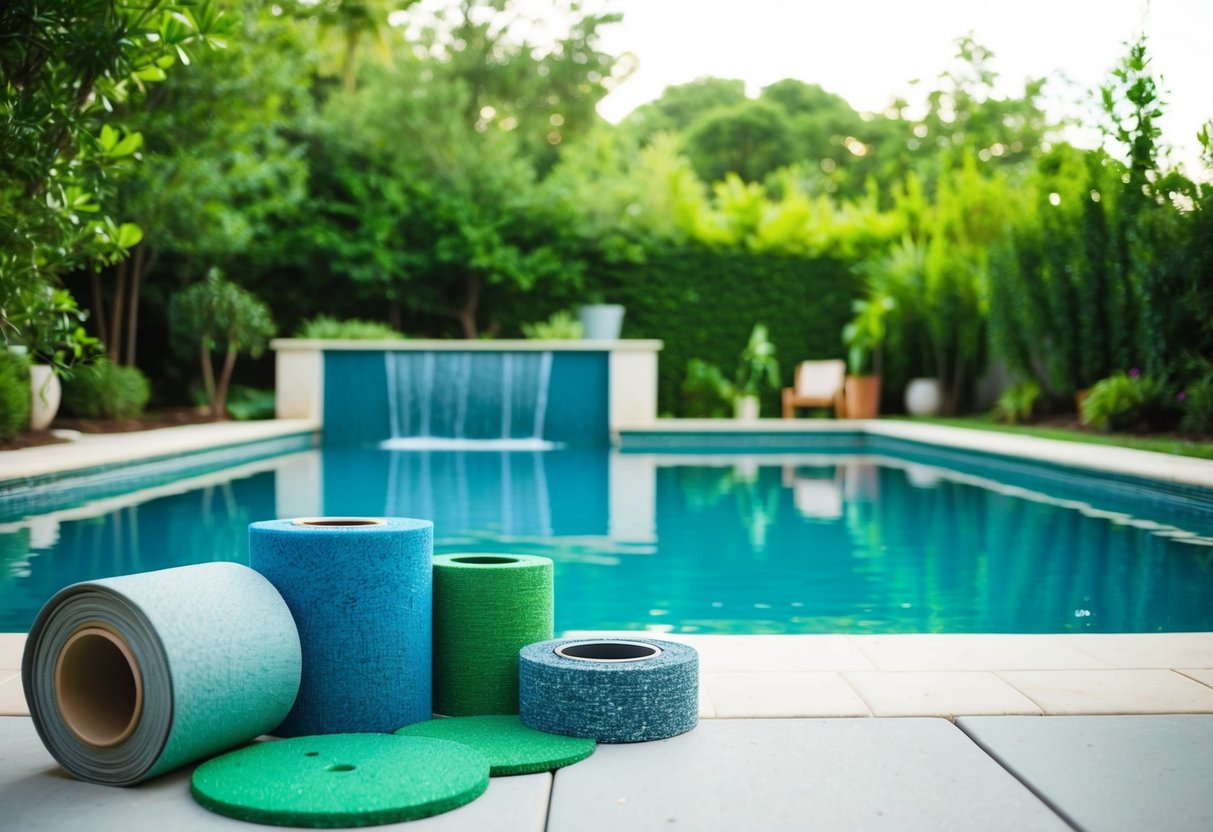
[22,563,301,786]
[518,638,698,743]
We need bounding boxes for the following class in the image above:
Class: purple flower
[1178,391,1187,402]
[1128,367,1140,378]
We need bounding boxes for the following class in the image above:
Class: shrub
[992,380,1041,425]
[521,310,583,340]
[170,271,275,419]
[1179,380,1213,436]
[296,316,404,340]
[225,385,276,421]
[61,359,150,419]
[680,358,733,418]
[1080,370,1176,432]
[0,350,31,441]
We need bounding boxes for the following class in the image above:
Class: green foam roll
[395,715,595,776]
[432,554,553,715]
[21,563,301,786]
[191,734,490,828]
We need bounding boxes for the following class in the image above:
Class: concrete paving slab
[999,669,1213,714]
[0,717,550,831]
[703,672,870,718]
[0,634,24,670]
[1054,633,1213,668]
[844,671,1043,717]
[852,634,1112,671]
[546,718,1067,832]
[958,715,1213,832]
[0,675,26,716]
[1176,668,1213,689]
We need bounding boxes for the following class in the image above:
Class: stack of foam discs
[432,554,553,715]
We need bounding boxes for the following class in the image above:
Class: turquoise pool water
[3,445,1212,633]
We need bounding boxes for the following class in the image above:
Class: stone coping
[615,418,1213,488]
[0,419,320,483]
[272,338,663,352]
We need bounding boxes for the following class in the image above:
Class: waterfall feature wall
[382,351,555,449]
[319,347,612,448]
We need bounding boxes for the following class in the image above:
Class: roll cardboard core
[292,517,386,527]
[555,641,663,663]
[449,556,520,565]
[54,626,143,748]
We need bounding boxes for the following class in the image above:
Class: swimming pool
[2,443,1212,634]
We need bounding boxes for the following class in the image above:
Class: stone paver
[547,718,1067,831]
[998,669,1213,714]
[0,674,26,716]
[703,672,870,718]
[844,671,1043,718]
[958,715,1213,832]
[0,717,550,831]
[1055,633,1213,668]
[1176,668,1213,689]
[851,634,1112,671]
[0,634,24,670]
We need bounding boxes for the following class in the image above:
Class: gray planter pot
[577,304,625,340]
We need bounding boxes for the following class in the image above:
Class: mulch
[0,407,218,452]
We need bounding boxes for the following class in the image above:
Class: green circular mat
[394,716,595,776]
[191,734,489,828]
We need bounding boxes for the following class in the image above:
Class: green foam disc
[394,716,595,776]
[191,734,489,828]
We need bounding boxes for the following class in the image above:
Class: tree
[95,0,312,368]
[622,77,747,139]
[683,100,796,183]
[169,271,274,418]
[0,0,232,349]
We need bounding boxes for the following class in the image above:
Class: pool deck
[2,418,1213,827]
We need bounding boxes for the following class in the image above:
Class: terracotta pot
[844,375,881,419]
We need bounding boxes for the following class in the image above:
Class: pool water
[3,447,1212,634]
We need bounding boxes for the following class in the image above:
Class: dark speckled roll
[518,638,698,743]
[249,517,433,736]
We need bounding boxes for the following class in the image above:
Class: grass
[901,415,1213,461]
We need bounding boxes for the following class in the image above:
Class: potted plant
[841,296,891,419]
[733,323,780,420]
[577,295,625,341]
[5,286,99,430]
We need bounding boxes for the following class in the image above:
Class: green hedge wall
[589,245,861,416]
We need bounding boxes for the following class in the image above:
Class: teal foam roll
[518,638,698,743]
[249,517,433,736]
[21,562,301,786]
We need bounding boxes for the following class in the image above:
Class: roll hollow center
[450,556,520,565]
[54,627,143,748]
[555,641,663,662]
[292,517,386,527]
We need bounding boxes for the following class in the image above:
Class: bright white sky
[591,0,1212,172]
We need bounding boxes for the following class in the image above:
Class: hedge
[588,244,861,416]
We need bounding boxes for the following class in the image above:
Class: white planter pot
[904,377,941,417]
[30,364,62,431]
[734,395,760,421]
[577,304,625,340]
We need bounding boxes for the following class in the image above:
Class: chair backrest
[794,360,846,398]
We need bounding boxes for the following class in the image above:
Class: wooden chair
[782,360,846,418]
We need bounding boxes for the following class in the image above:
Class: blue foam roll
[249,517,433,736]
[518,638,698,743]
[22,563,301,785]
